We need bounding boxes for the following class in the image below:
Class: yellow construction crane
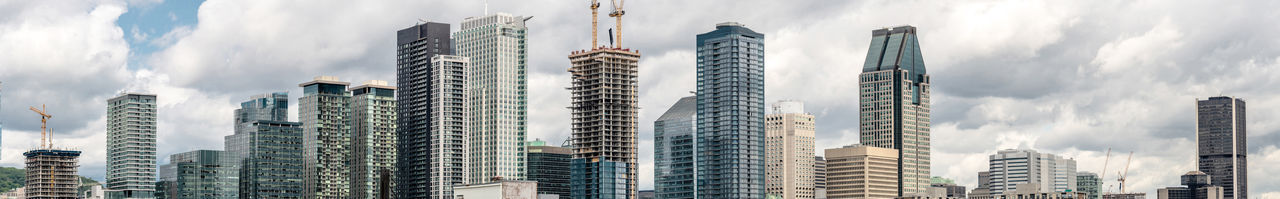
[608,0,626,47]
[1117,151,1133,193]
[1100,148,1112,192]
[29,104,52,148]
[590,0,600,48]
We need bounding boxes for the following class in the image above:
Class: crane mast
[1118,151,1133,193]
[590,0,600,48]
[29,104,53,148]
[608,0,625,47]
[1100,148,1111,192]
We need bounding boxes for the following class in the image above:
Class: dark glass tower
[858,25,931,196]
[1196,96,1246,199]
[695,22,766,198]
[395,22,452,199]
[654,96,696,199]
[224,93,304,199]
[223,92,290,199]
[528,141,572,197]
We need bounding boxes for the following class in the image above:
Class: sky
[1,0,1279,197]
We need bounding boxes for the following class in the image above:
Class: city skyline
[2,0,1280,198]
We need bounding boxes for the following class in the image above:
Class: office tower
[986,149,1077,194]
[970,171,992,197]
[427,55,471,199]
[1157,171,1224,199]
[396,21,452,199]
[106,93,158,198]
[527,140,571,198]
[350,81,399,199]
[1077,172,1100,199]
[566,7,639,197]
[164,150,232,199]
[158,162,176,199]
[696,22,766,198]
[654,96,696,199]
[824,145,899,199]
[764,100,815,199]
[1196,96,1247,199]
[224,93,303,199]
[814,156,827,199]
[456,13,531,186]
[25,149,81,199]
[298,76,352,199]
[858,25,931,196]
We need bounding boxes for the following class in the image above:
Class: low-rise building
[970,183,1088,199]
[824,145,899,199]
[1157,171,1224,199]
[453,180,537,199]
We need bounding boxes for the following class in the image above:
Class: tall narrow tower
[395,21,452,199]
[568,2,640,197]
[858,25,931,196]
[1196,96,1247,199]
[299,76,353,199]
[765,100,816,199]
[106,93,158,198]
[349,80,399,199]
[428,55,471,199]
[455,13,531,184]
[696,22,766,198]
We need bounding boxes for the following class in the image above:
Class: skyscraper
[457,13,531,184]
[106,93,158,198]
[814,156,827,199]
[858,25,931,195]
[765,100,815,199]
[567,14,640,199]
[25,149,81,199]
[224,93,301,199]
[395,21,452,199]
[695,22,766,198]
[1078,172,1100,199]
[428,55,470,199]
[654,96,697,199]
[163,150,233,199]
[527,140,571,198]
[1196,96,1247,199]
[349,80,398,199]
[985,149,1077,194]
[824,145,899,199]
[299,76,352,199]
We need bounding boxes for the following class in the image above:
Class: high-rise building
[1077,172,1100,199]
[567,15,640,199]
[764,100,815,199]
[350,81,398,199]
[985,149,1077,194]
[1196,96,1247,199]
[163,150,232,199]
[456,13,531,185]
[426,55,471,199]
[106,93,158,198]
[395,21,453,199]
[824,145,899,199]
[654,96,697,199]
[970,171,992,197]
[299,76,353,199]
[814,156,827,199]
[527,140,571,198]
[696,22,766,198]
[1157,171,1224,199]
[25,149,81,199]
[224,93,303,199]
[858,25,931,196]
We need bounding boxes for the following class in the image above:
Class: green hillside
[0,167,101,193]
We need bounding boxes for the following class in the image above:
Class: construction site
[567,0,641,198]
[24,105,82,199]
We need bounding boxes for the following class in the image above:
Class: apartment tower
[429,55,471,198]
[456,13,531,184]
[654,96,697,199]
[765,100,816,199]
[567,10,640,198]
[349,81,399,199]
[106,93,158,198]
[858,25,931,195]
[1196,96,1247,199]
[395,21,452,199]
[299,76,353,199]
[696,22,766,198]
[25,149,81,199]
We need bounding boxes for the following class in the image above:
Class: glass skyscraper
[527,140,571,198]
[654,96,696,199]
[395,21,452,199]
[349,81,398,199]
[1196,96,1247,199]
[162,150,233,199]
[455,13,531,185]
[224,93,300,199]
[299,76,353,199]
[695,22,766,198]
[858,25,931,196]
[106,93,158,198]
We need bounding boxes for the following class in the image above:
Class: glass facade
[654,96,696,199]
[223,93,295,199]
[1196,96,1247,199]
[299,77,353,199]
[1077,172,1099,199]
[238,120,305,199]
[695,22,766,198]
[163,150,233,199]
[455,13,531,186]
[528,142,571,197]
[858,25,931,196]
[395,21,452,199]
[350,83,399,199]
[106,93,158,198]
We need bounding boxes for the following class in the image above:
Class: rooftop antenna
[484,0,489,15]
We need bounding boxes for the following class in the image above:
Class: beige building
[970,183,1089,199]
[826,145,899,199]
[766,100,817,199]
[453,180,538,199]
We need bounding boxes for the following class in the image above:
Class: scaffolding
[24,149,81,199]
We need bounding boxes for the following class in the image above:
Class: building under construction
[24,149,81,199]
[567,1,640,198]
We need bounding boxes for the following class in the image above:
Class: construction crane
[608,0,626,47]
[590,0,601,48]
[1117,151,1133,193]
[1100,148,1112,192]
[29,104,52,148]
